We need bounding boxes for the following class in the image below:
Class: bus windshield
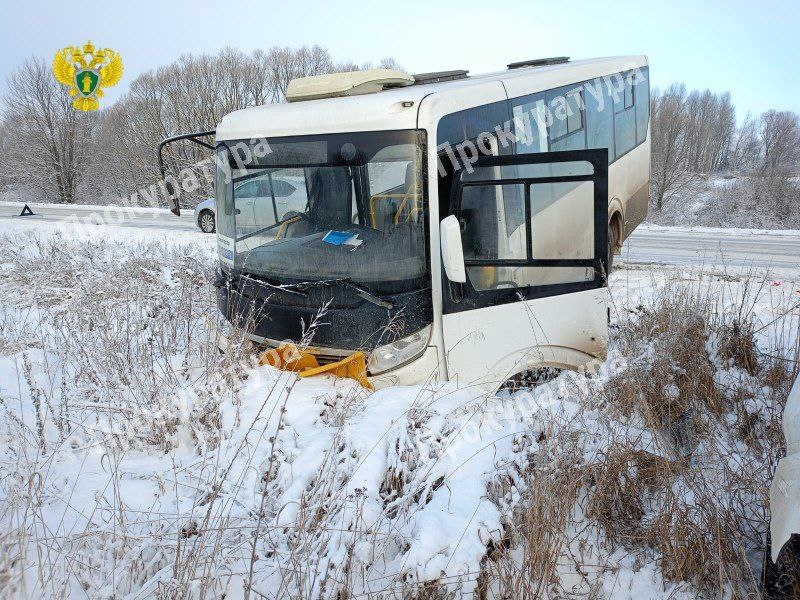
[215,130,427,293]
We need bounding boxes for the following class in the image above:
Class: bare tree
[650,84,742,211]
[0,59,95,203]
[709,92,736,171]
[728,113,761,172]
[95,46,403,206]
[258,45,337,103]
[0,46,404,206]
[0,121,10,191]
[760,110,800,174]
[650,84,695,209]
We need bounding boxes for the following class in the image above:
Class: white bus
[161,55,650,390]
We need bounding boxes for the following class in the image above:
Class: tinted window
[585,77,615,162]
[615,108,636,157]
[437,64,649,217]
[546,88,568,140]
[437,112,464,149]
[546,85,587,152]
[614,73,637,157]
[437,101,512,220]
[635,67,650,144]
[437,100,510,149]
[466,101,510,144]
[511,92,548,154]
[566,90,584,133]
[624,81,634,109]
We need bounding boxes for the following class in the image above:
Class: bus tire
[763,532,800,599]
[501,367,562,393]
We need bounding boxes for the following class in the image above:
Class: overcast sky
[2,0,798,119]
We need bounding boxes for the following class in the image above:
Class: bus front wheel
[763,532,800,599]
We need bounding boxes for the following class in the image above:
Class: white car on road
[193,176,305,233]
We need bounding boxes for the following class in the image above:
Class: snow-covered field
[0,216,797,598]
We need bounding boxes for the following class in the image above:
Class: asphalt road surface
[2,203,798,270]
[621,226,800,269]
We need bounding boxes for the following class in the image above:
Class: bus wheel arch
[608,208,623,253]
[487,346,606,394]
[607,207,624,274]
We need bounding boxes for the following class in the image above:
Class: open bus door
[439,148,609,390]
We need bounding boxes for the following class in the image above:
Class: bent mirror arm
[157,130,216,216]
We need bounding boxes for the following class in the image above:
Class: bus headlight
[367,326,431,375]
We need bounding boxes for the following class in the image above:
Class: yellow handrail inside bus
[368,178,421,228]
[275,215,302,239]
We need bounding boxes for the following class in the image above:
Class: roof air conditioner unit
[285,69,415,102]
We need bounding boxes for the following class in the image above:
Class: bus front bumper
[217,328,441,390]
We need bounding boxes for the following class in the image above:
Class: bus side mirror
[157,130,216,217]
[440,215,466,283]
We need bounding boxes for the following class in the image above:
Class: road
[0,201,197,232]
[1,202,798,270]
[621,225,800,269]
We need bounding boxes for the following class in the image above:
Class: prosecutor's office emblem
[52,41,123,111]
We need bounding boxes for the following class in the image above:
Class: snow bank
[0,222,797,598]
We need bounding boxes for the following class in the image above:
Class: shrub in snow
[0,228,796,598]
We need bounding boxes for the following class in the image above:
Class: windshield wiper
[239,274,308,297]
[281,278,395,310]
[340,280,395,310]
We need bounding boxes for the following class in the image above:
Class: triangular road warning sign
[19,204,35,216]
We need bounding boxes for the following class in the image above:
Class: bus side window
[546,85,587,152]
[585,77,616,163]
[437,101,511,223]
[614,72,637,157]
[511,92,548,155]
[437,101,510,149]
[635,67,650,144]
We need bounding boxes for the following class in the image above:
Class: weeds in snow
[0,228,797,599]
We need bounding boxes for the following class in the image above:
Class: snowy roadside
[0,209,209,247]
[637,222,800,237]
[0,200,184,217]
[645,174,800,230]
[0,220,798,598]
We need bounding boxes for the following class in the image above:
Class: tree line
[651,84,800,211]
[0,46,400,206]
[1,47,798,219]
